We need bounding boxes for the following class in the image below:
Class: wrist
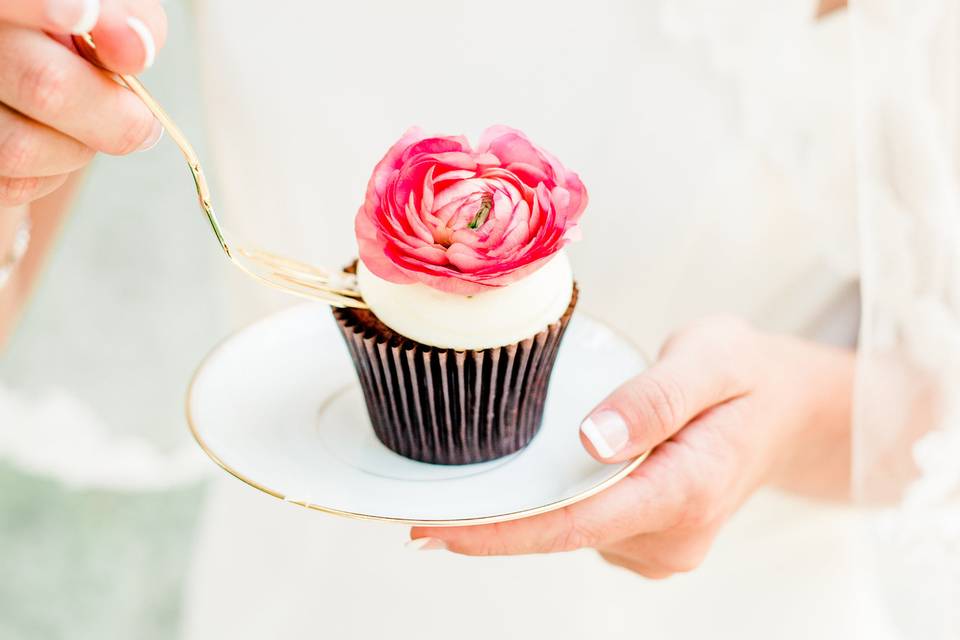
[768,337,856,500]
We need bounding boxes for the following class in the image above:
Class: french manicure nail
[405,537,448,551]
[580,409,630,459]
[137,122,164,152]
[126,17,156,70]
[46,0,100,34]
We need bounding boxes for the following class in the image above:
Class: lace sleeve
[852,1,960,635]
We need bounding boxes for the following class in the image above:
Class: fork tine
[240,248,365,299]
[265,265,355,289]
[270,272,364,299]
[239,248,330,277]
[239,268,368,308]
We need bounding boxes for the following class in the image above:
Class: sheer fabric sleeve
[852,1,960,636]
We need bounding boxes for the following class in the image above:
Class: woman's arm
[0,173,82,347]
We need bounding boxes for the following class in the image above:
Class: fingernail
[137,122,164,152]
[46,0,100,34]
[126,17,156,70]
[580,410,630,459]
[405,537,447,551]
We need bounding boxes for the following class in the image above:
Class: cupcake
[333,126,587,465]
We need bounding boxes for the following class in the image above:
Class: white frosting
[357,252,574,350]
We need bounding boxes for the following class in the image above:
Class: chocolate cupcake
[334,272,578,465]
[338,125,588,465]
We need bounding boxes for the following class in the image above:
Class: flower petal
[355,126,586,292]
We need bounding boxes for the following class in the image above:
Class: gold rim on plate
[184,305,649,527]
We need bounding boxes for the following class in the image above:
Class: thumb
[0,0,100,34]
[579,320,752,462]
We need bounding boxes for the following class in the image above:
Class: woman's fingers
[0,0,167,209]
[88,0,167,74]
[411,442,698,556]
[0,25,162,155]
[0,103,94,177]
[0,173,69,207]
[579,316,753,463]
[0,0,99,34]
[410,399,749,556]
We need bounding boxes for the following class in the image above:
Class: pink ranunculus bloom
[356,125,587,295]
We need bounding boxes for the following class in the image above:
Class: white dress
[182,2,876,639]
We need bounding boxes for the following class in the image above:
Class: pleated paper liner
[332,284,579,465]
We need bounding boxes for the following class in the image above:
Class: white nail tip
[71,0,100,34]
[581,416,617,458]
[126,17,156,70]
[138,126,164,152]
[405,538,447,551]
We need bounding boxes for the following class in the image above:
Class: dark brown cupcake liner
[332,284,578,465]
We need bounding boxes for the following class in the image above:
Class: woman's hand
[0,0,167,207]
[410,317,854,578]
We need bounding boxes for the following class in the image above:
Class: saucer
[187,303,648,526]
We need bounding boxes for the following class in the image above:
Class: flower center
[467,194,493,230]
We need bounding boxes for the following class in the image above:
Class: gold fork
[71,34,368,309]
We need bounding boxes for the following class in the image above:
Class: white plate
[187,303,648,526]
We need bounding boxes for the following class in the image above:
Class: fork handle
[71,34,231,257]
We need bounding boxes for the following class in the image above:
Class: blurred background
[0,2,224,637]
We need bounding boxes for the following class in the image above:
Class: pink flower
[356,126,587,295]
